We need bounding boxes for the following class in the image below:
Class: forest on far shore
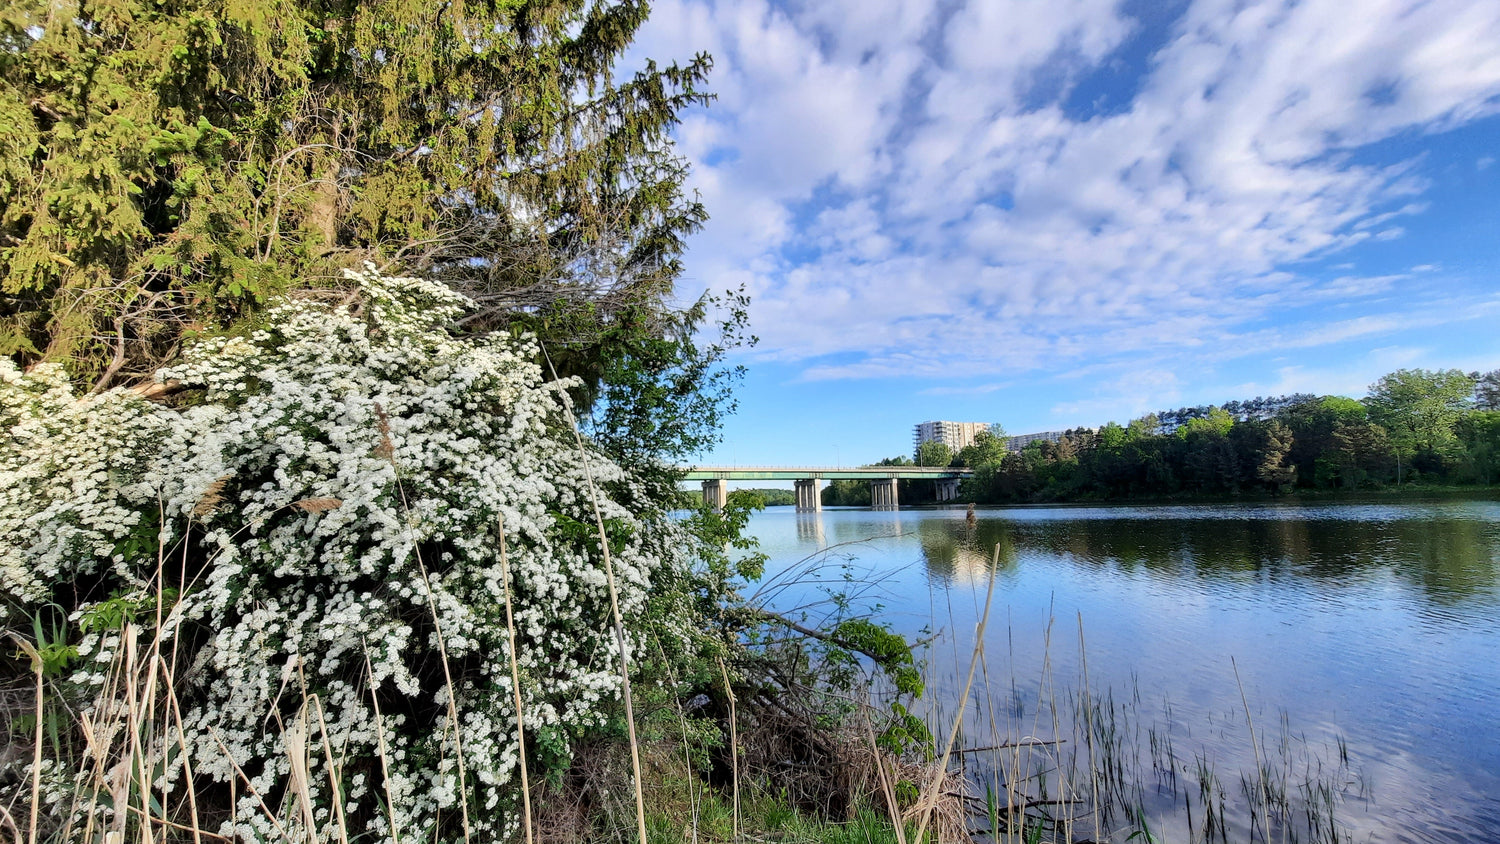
[821,368,1500,506]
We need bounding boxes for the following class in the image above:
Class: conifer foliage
[1,0,711,387]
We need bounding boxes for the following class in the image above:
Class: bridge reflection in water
[795,512,825,546]
[682,465,971,511]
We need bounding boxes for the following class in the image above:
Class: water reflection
[746,501,1500,844]
[916,516,1017,585]
[794,512,826,546]
[901,507,1500,606]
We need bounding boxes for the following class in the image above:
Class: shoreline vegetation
[0,270,949,843]
[819,374,1499,509]
[0,0,971,836]
[759,484,1500,508]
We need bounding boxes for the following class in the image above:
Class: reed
[497,515,535,844]
[718,656,741,842]
[910,599,1367,844]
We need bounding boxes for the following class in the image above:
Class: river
[744,499,1500,843]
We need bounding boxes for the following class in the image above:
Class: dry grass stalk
[0,803,22,844]
[192,474,233,518]
[391,467,472,843]
[207,725,296,840]
[863,716,908,844]
[912,544,1000,844]
[292,497,343,513]
[718,657,740,843]
[410,552,474,843]
[363,642,402,843]
[654,642,704,844]
[281,708,318,837]
[1234,656,1273,844]
[497,515,536,844]
[121,629,151,844]
[157,657,205,844]
[539,341,649,844]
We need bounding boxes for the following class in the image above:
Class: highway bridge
[682,465,972,511]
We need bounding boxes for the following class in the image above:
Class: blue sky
[628,0,1500,469]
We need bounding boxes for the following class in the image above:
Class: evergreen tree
[1322,420,1393,488]
[1252,419,1297,490]
[1282,396,1369,486]
[2,0,711,390]
[1476,369,1500,411]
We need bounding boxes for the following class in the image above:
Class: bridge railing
[680,464,974,480]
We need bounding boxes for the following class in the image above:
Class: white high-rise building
[913,421,997,454]
[1005,430,1069,451]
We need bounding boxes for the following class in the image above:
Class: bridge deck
[682,466,971,481]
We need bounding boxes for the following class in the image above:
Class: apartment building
[1005,430,1069,451]
[913,420,997,453]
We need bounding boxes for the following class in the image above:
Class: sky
[627,0,1500,469]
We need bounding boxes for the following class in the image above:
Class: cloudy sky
[629,0,1500,467]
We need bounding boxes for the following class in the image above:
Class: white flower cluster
[0,361,168,609]
[1,266,697,842]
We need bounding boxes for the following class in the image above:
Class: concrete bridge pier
[701,479,727,510]
[934,478,961,502]
[870,478,899,510]
[794,478,823,512]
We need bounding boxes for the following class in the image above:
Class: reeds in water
[908,586,1368,844]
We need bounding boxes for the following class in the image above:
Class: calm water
[745,500,1500,843]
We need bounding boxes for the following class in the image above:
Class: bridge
[682,465,973,511]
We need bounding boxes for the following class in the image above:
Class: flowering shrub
[1,266,707,841]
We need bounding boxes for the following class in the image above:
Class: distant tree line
[741,488,798,507]
[1151,394,1317,434]
[828,369,1500,506]
[951,368,1500,503]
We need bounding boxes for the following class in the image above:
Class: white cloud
[632,0,1500,381]
[1050,368,1183,424]
[918,382,1012,397]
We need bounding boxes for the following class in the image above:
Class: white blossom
[1,266,701,843]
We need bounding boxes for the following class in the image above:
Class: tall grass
[907,591,1367,844]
